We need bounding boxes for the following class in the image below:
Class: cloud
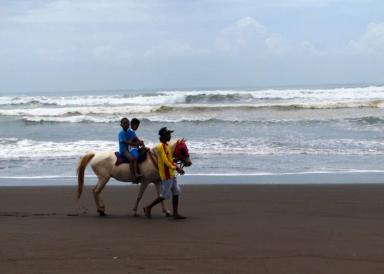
[144,39,208,59]
[266,0,374,8]
[214,16,288,55]
[347,23,384,55]
[265,34,289,55]
[91,44,133,61]
[210,0,374,9]
[5,0,152,23]
[215,17,265,51]
[298,41,324,55]
[1,0,383,91]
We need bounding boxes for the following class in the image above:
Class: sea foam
[1,137,383,161]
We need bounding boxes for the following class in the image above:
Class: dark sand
[1,184,384,273]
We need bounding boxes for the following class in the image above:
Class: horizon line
[3,82,384,95]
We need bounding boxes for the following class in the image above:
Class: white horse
[76,139,192,216]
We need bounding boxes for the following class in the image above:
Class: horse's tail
[76,153,95,199]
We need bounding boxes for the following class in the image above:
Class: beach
[2,184,384,274]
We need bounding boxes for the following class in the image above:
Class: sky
[1,0,384,93]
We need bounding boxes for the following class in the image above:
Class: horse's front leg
[132,182,149,217]
[155,181,172,217]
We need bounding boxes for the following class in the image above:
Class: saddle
[115,147,148,166]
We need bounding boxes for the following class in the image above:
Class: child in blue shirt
[118,117,130,157]
[118,117,142,181]
[127,118,144,179]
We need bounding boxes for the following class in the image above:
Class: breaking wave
[1,86,384,124]
[1,137,383,161]
[1,85,384,107]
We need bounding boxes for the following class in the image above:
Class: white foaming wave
[2,100,384,123]
[21,115,276,123]
[160,86,384,101]
[0,139,117,160]
[277,100,384,109]
[0,93,187,107]
[1,137,383,160]
[1,86,384,107]
[0,137,19,143]
[144,117,210,123]
[0,105,157,117]
[187,138,384,156]
[0,95,124,106]
[0,138,162,160]
[15,112,384,124]
[24,116,117,123]
[157,100,384,110]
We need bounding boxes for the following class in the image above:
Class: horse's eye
[180,149,187,156]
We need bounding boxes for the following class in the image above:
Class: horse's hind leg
[132,182,149,216]
[93,175,110,216]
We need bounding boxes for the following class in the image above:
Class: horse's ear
[182,138,187,143]
[176,139,180,144]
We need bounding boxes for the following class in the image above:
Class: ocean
[0,86,383,185]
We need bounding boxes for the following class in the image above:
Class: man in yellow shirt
[143,127,186,219]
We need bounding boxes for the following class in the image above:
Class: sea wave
[1,137,383,160]
[348,116,384,125]
[5,113,384,125]
[1,86,384,125]
[0,93,186,107]
[0,138,117,160]
[1,85,384,108]
[0,101,383,124]
[155,100,384,111]
[0,105,157,117]
[5,102,384,117]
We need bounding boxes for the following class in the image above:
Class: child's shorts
[129,148,139,159]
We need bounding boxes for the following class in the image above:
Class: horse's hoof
[163,210,172,217]
[97,209,107,217]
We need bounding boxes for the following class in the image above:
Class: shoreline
[0,171,383,186]
[2,184,384,273]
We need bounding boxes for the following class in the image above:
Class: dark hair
[158,127,173,136]
[120,117,129,124]
[131,118,140,125]
[158,127,173,141]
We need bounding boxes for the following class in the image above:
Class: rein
[148,148,159,171]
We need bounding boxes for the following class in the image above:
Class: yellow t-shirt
[156,142,176,180]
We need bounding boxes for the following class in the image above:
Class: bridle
[148,139,191,171]
[173,139,191,169]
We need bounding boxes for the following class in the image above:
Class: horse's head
[173,138,192,167]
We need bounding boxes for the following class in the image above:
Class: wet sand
[1,184,384,273]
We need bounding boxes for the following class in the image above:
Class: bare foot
[143,207,151,219]
[97,209,107,217]
[163,209,172,217]
[173,214,187,220]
